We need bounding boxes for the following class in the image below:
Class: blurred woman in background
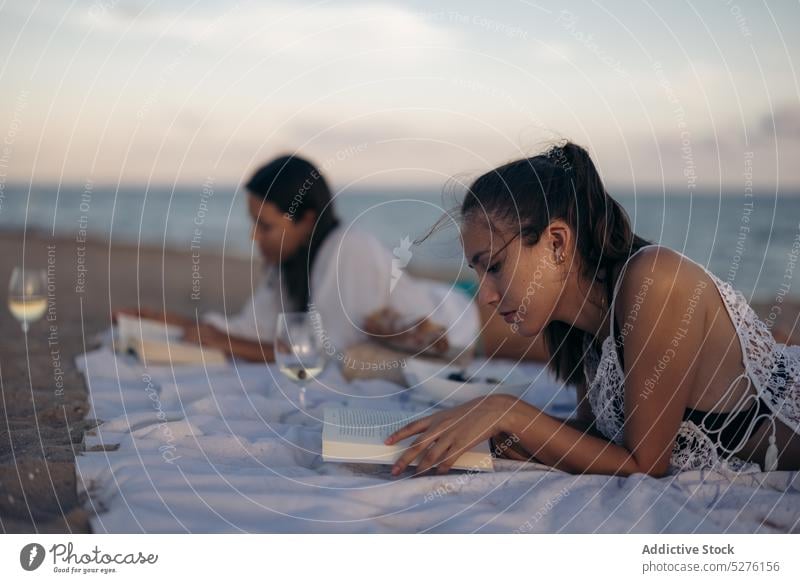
[118,154,539,364]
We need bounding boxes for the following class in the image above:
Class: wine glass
[8,267,47,333]
[274,312,325,412]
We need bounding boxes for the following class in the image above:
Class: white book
[322,406,494,472]
[115,314,226,366]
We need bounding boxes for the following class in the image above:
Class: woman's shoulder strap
[608,244,661,335]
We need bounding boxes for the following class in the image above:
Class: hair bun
[544,142,581,177]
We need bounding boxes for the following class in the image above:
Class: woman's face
[248,195,315,265]
[461,215,567,337]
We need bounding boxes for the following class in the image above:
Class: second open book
[116,314,226,365]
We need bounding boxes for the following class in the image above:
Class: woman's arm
[182,323,275,363]
[493,381,598,461]
[501,398,641,475]
[222,335,275,363]
[386,394,651,476]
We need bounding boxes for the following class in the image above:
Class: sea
[2,183,799,303]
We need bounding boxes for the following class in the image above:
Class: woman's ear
[545,219,571,259]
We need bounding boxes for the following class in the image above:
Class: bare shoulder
[614,245,713,324]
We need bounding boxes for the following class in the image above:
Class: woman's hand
[384,395,519,476]
[364,307,449,356]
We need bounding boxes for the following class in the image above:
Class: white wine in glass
[8,267,48,333]
[274,312,325,411]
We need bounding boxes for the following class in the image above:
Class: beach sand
[0,230,252,533]
[0,230,797,533]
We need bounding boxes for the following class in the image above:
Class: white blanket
[75,346,800,533]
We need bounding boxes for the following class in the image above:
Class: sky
[0,0,798,193]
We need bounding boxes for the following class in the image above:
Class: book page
[116,314,227,365]
[322,406,493,471]
[324,408,426,444]
[136,338,227,365]
[117,314,183,343]
[116,314,183,353]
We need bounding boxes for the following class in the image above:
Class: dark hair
[461,141,651,387]
[246,154,340,311]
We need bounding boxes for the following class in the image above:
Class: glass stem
[21,321,29,334]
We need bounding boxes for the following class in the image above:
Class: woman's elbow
[632,455,670,478]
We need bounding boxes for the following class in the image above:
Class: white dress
[202,225,479,356]
[583,245,800,474]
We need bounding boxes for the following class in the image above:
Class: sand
[0,230,252,532]
[0,229,797,533]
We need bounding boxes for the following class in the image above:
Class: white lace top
[583,245,800,475]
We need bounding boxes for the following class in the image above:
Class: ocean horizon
[2,182,799,303]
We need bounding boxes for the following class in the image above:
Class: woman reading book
[117,155,543,364]
[386,141,800,477]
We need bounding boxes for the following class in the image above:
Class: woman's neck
[554,269,613,341]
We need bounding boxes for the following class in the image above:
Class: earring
[553,249,564,264]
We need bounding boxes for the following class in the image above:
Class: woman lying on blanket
[117,154,546,364]
[386,141,800,477]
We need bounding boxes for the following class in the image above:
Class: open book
[322,406,494,472]
[116,314,226,366]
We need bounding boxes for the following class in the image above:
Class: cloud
[81,1,459,63]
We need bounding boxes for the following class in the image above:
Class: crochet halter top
[582,245,800,474]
